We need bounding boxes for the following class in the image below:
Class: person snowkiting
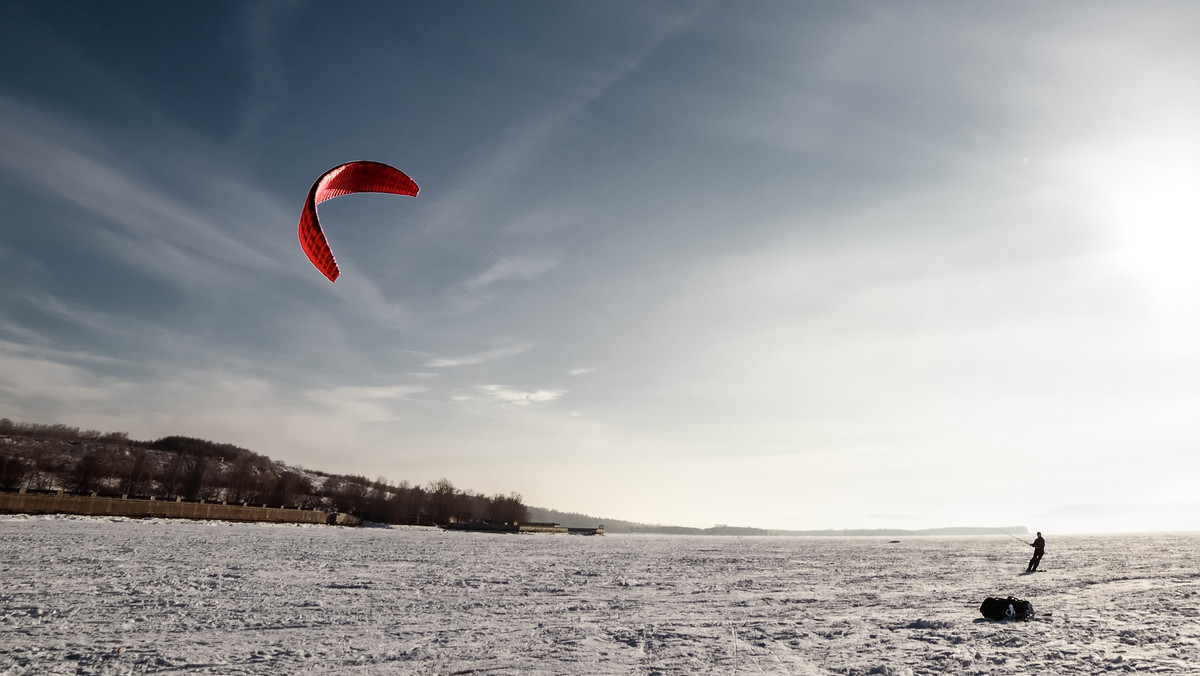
[1026,532,1045,572]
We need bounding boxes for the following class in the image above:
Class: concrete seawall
[0,490,360,526]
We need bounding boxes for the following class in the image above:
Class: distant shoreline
[617,525,1030,537]
[0,491,1021,536]
[523,506,1028,537]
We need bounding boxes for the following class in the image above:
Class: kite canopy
[298,161,420,282]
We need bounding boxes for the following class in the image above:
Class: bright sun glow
[1108,163,1200,304]
[1090,149,1200,350]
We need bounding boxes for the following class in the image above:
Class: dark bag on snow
[980,596,1033,620]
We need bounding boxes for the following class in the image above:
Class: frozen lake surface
[2,516,1198,675]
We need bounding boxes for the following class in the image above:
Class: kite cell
[298,161,420,282]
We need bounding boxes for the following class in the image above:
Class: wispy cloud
[0,339,124,369]
[0,340,131,411]
[461,257,558,291]
[423,6,704,235]
[304,385,428,422]
[424,343,536,368]
[10,291,141,343]
[234,0,306,143]
[474,384,565,406]
[0,350,128,413]
[0,97,290,291]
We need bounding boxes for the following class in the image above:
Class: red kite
[298,161,419,282]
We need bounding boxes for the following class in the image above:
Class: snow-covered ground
[1,516,1197,675]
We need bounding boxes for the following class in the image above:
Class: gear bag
[980,596,1033,621]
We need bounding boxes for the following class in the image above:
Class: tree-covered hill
[0,418,527,526]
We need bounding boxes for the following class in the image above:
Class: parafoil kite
[298,161,420,282]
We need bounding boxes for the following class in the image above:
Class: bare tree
[461,490,490,522]
[223,453,257,504]
[124,448,151,496]
[0,454,26,491]
[71,447,102,494]
[388,481,427,524]
[267,471,313,508]
[182,454,211,500]
[158,451,188,498]
[328,477,369,515]
[489,492,530,525]
[426,478,460,524]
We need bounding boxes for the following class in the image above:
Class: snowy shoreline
[3,515,1198,674]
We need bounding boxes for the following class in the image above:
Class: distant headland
[525,507,1026,537]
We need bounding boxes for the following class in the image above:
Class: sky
[2,1,1198,535]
